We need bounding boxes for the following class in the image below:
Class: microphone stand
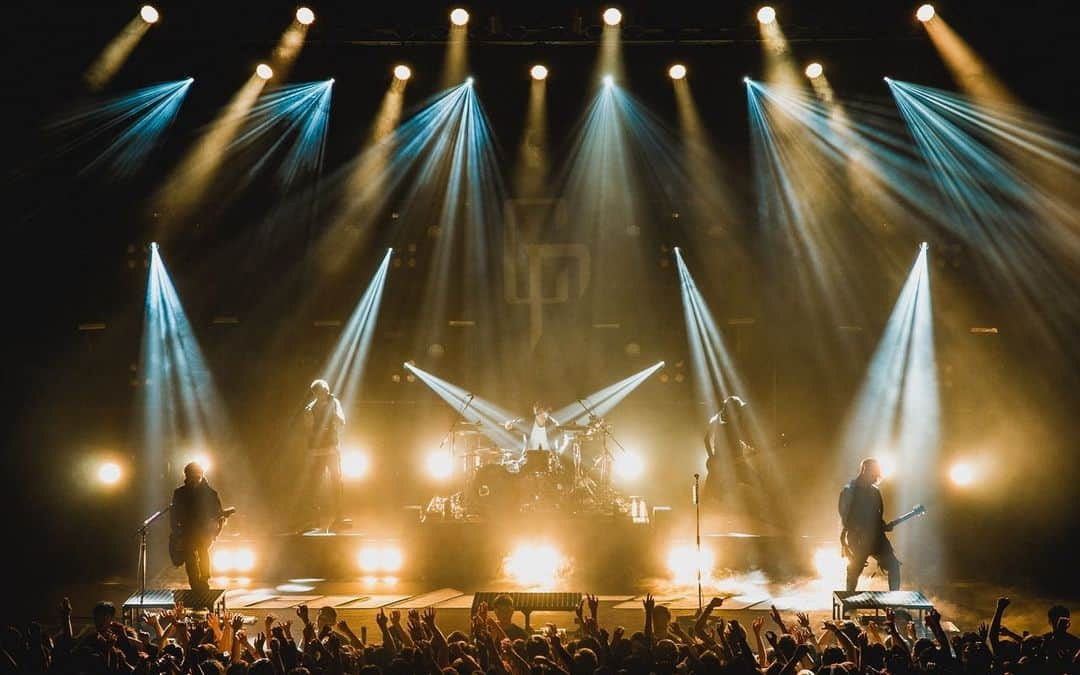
[693,473,702,612]
[136,504,172,610]
[438,393,476,452]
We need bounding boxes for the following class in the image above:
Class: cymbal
[557,424,593,432]
[453,421,485,431]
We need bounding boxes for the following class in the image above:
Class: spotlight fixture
[805,62,824,79]
[668,64,687,80]
[916,4,935,22]
[140,5,160,24]
[742,75,751,83]
[449,7,470,26]
[255,63,274,80]
[756,6,776,24]
[296,7,315,25]
[393,64,412,81]
[602,7,623,26]
[602,74,614,87]
[530,64,549,81]
[465,76,474,86]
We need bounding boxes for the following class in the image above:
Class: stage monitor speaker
[472,591,582,630]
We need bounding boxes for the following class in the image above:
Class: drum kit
[425,416,628,520]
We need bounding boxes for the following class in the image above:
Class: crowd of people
[3,593,1078,675]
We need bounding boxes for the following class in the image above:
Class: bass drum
[471,464,520,514]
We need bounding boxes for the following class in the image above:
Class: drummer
[504,402,561,455]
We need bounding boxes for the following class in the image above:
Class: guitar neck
[887,509,921,529]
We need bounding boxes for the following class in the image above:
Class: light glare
[614,451,645,481]
[393,64,412,81]
[757,6,776,24]
[357,545,403,572]
[504,542,566,588]
[97,462,123,485]
[666,543,715,585]
[255,63,273,80]
[449,7,470,26]
[341,450,369,479]
[140,5,160,23]
[602,7,623,26]
[949,461,976,487]
[530,64,549,81]
[602,74,614,88]
[916,4,936,22]
[296,7,315,25]
[805,62,824,79]
[426,451,455,480]
[668,64,687,80]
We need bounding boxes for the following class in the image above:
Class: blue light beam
[49,79,193,178]
[551,361,665,425]
[318,249,393,410]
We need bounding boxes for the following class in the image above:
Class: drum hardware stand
[576,398,628,509]
[440,393,475,507]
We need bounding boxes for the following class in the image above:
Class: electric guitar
[842,504,926,559]
[885,503,926,531]
[169,507,236,567]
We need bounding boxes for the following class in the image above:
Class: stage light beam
[603,7,623,26]
[805,62,823,79]
[668,64,687,80]
[530,64,549,81]
[256,63,273,80]
[140,5,160,23]
[916,4,936,22]
[394,64,412,81]
[295,7,315,25]
[757,6,776,24]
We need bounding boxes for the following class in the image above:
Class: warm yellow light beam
[319,72,411,273]
[152,74,268,232]
[84,15,153,91]
[597,21,624,84]
[270,18,311,82]
[758,10,801,89]
[441,23,469,88]
[515,74,549,197]
[921,13,1015,105]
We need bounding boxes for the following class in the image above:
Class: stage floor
[29,572,1075,639]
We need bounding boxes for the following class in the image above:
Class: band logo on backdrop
[503,198,591,352]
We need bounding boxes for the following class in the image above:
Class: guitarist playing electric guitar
[839,458,911,592]
[170,461,229,594]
